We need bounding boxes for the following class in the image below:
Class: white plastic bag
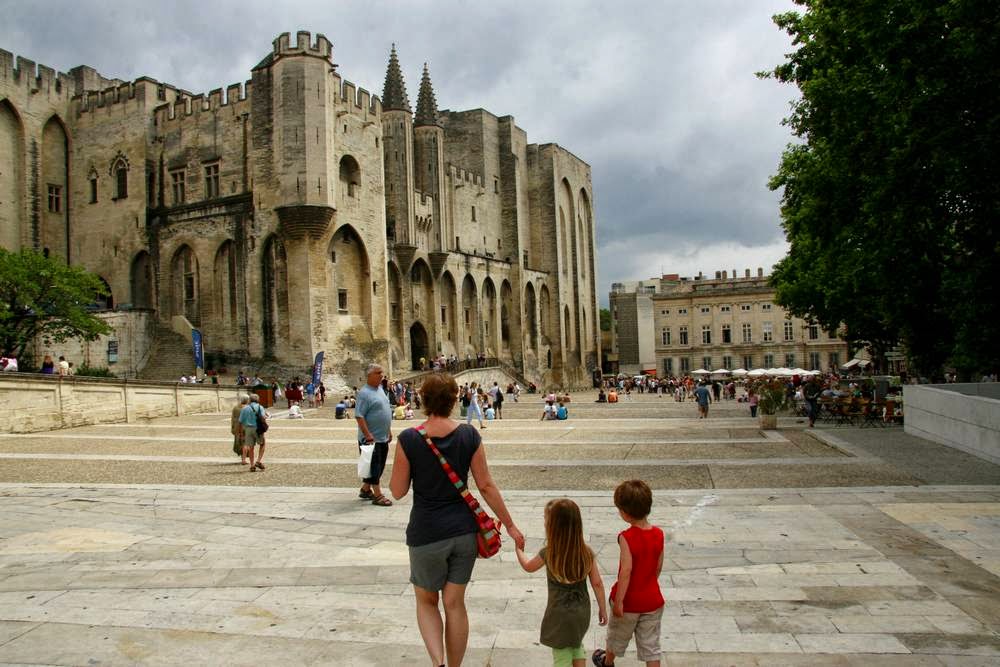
[358,443,375,479]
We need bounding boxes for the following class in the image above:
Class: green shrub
[75,365,116,378]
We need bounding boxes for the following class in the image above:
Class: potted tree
[749,377,789,429]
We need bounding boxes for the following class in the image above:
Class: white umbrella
[692,369,710,375]
[747,368,768,377]
[731,368,748,376]
[711,368,730,376]
[774,367,793,376]
[791,368,809,376]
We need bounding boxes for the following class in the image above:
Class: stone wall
[0,374,239,433]
[28,309,155,378]
[904,384,1000,464]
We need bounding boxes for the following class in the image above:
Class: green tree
[0,248,113,359]
[599,307,611,332]
[761,0,1000,377]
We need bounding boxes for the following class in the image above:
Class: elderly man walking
[356,363,393,506]
[239,394,269,471]
[231,394,249,464]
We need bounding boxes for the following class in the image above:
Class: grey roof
[381,44,411,112]
[414,63,439,127]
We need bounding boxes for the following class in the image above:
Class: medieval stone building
[0,31,599,386]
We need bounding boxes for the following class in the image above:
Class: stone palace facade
[0,31,600,386]
[610,269,851,377]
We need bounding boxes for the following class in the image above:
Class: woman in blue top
[390,372,524,667]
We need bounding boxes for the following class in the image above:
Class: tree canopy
[0,248,113,359]
[600,308,611,332]
[761,0,1000,377]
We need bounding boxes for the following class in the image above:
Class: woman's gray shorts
[408,533,477,591]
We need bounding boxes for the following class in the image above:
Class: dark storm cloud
[0,0,799,300]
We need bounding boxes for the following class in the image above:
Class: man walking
[239,394,268,471]
[356,363,393,506]
[694,381,712,419]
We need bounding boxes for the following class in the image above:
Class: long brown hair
[544,498,593,584]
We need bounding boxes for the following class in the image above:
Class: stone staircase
[137,325,197,381]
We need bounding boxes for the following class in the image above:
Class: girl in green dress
[516,499,608,666]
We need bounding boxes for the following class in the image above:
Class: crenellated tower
[252,31,338,360]
[380,45,416,254]
[413,63,448,253]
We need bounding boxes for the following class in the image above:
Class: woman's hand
[506,524,525,551]
[598,607,608,626]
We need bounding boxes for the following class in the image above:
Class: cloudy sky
[2,0,799,304]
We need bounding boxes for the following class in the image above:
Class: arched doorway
[170,244,200,325]
[410,322,429,371]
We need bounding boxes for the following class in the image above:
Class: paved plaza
[1,392,999,664]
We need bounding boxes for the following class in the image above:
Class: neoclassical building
[0,31,600,386]
[610,269,851,376]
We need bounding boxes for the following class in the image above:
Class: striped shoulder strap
[414,424,483,514]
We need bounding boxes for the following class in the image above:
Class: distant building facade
[0,32,599,386]
[610,269,850,376]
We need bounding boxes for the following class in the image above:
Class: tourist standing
[356,363,393,506]
[389,372,524,667]
[465,382,486,429]
[493,384,504,420]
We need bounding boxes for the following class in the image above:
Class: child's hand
[598,608,608,626]
[612,601,624,618]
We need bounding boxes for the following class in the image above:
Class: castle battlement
[74,78,156,116]
[331,73,381,118]
[151,80,252,127]
[0,49,75,98]
[272,31,332,62]
[448,164,484,189]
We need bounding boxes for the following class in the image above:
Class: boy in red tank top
[592,479,664,667]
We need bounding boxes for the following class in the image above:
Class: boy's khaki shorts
[606,606,663,661]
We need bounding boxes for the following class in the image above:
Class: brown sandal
[371,495,393,506]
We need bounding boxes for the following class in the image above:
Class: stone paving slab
[0,483,998,665]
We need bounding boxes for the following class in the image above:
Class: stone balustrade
[0,374,242,433]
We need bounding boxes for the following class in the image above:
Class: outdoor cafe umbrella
[692,369,710,375]
[747,369,768,377]
[731,368,749,376]
[710,368,730,376]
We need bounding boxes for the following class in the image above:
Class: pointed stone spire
[414,63,440,127]
[381,44,411,112]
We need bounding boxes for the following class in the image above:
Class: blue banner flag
[312,351,324,386]
[192,330,204,370]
